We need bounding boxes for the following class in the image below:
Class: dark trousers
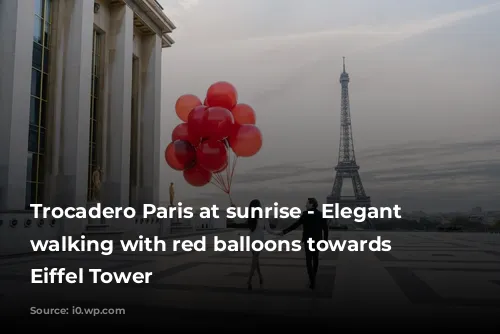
[305,248,319,283]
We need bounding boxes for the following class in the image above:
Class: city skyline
[157,0,500,211]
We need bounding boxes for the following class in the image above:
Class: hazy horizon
[156,0,500,212]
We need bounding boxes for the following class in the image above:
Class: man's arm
[282,212,306,235]
[264,218,280,235]
[322,218,329,240]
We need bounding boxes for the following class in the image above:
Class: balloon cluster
[165,81,262,203]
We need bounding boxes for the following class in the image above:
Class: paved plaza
[0,230,499,328]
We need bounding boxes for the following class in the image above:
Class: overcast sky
[156,0,500,213]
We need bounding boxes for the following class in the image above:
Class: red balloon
[175,94,202,122]
[213,160,228,173]
[197,140,228,172]
[204,107,234,140]
[228,123,241,140]
[187,105,208,140]
[206,81,238,110]
[164,142,183,171]
[183,164,211,187]
[165,140,196,170]
[231,103,256,125]
[203,97,208,106]
[171,123,197,146]
[228,124,262,157]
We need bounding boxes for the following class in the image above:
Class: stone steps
[83,224,125,241]
[170,224,194,234]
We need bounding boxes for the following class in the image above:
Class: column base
[136,186,155,207]
[0,211,84,256]
[0,164,27,211]
[51,174,79,207]
[86,201,104,224]
[101,181,129,207]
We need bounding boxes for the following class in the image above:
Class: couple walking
[246,197,329,290]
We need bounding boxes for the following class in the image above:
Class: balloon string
[211,170,226,191]
[224,149,237,194]
[210,177,221,189]
[226,145,232,189]
[214,173,222,188]
[210,139,238,205]
[210,178,226,192]
[228,155,238,192]
[213,173,227,191]
[219,171,228,191]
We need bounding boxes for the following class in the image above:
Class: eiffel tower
[327,58,372,229]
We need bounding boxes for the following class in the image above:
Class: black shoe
[247,282,252,290]
[309,281,316,290]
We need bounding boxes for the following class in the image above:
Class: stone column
[0,0,35,210]
[102,4,134,207]
[46,0,66,206]
[53,0,94,208]
[138,34,162,207]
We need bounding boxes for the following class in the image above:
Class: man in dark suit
[281,198,328,290]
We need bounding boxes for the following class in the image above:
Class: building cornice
[147,0,176,31]
[116,0,175,48]
[137,0,176,47]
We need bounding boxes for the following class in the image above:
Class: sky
[156,0,500,213]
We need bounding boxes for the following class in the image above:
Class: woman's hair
[307,197,318,209]
[247,199,261,232]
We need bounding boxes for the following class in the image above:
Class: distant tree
[420,218,433,225]
[451,216,469,226]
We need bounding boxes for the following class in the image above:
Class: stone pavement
[0,230,499,328]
